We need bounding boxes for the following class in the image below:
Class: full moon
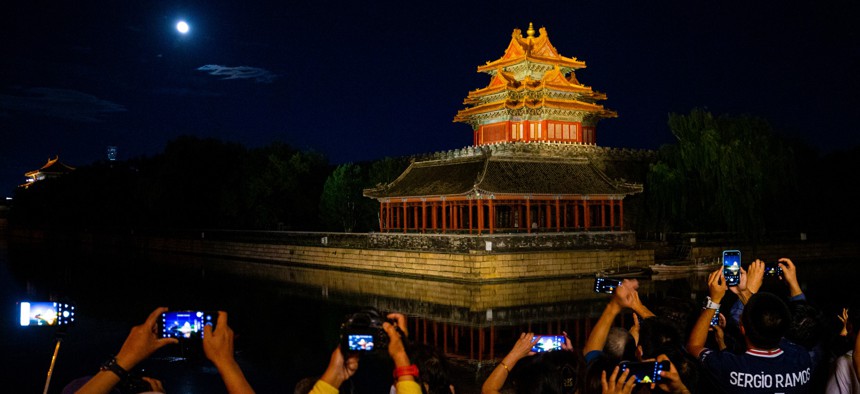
[176,21,189,34]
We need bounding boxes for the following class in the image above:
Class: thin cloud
[0,87,126,122]
[197,65,278,83]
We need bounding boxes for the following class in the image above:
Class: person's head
[510,351,584,394]
[603,327,636,363]
[785,300,824,349]
[740,292,791,349]
[637,317,681,360]
[409,343,455,394]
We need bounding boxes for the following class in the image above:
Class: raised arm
[203,312,255,394]
[76,307,178,394]
[482,333,537,394]
[687,269,726,358]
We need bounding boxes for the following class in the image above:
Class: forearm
[74,371,122,394]
[215,359,255,394]
[687,309,716,357]
[583,302,622,354]
[482,351,522,394]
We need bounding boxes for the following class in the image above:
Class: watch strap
[100,357,129,380]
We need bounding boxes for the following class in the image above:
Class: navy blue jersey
[698,338,818,393]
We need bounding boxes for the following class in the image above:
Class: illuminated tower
[454,23,616,146]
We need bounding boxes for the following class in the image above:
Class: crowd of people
[60,257,860,393]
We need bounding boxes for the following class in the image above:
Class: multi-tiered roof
[455,23,616,146]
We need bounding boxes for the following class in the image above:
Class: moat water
[0,236,853,393]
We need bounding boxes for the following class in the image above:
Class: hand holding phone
[618,360,670,384]
[159,310,216,339]
[594,277,622,294]
[531,335,565,352]
[722,250,741,287]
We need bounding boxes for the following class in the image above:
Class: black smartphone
[531,335,565,352]
[619,360,670,384]
[159,310,216,339]
[18,301,75,326]
[594,277,622,294]
[722,250,741,286]
[764,261,783,277]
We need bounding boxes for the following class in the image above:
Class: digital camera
[340,308,395,353]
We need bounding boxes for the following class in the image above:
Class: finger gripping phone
[18,301,76,326]
[531,335,565,352]
[722,250,741,286]
[594,277,622,294]
[619,360,670,384]
[764,261,783,277]
[159,310,216,339]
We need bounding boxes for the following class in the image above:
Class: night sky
[2,1,858,196]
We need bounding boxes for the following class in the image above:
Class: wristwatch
[100,357,129,380]
[703,296,721,310]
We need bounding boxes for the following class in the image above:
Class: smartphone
[531,335,565,352]
[18,301,75,326]
[764,261,783,277]
[159,310,215,339]
[594,277,622,294]
[618,360,670,384]
[710,309,720,327]
[722,250,741,286]
[343,332,377,352]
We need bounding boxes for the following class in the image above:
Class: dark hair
[785,300,824,349]
[510,351,584,394]
[741,292,791,349]
[409,343,454,394]
[638,317,682,359]
[583,353,614,394]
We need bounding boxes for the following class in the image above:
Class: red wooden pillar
[583,200,590,230]
[574,200,580,229]
[619,200,624,230]
[421,200,427,233]
[563,201,568,229]
[610,199,615,231]
[488,199,495,234]
[601,200,606,228]
[526,198,532,234]
[443,322,448,354]
[402,201,408,233]
[468,200,473,234]
[441,200,447,232]
[431,202,437,230]
[477,198,484,234]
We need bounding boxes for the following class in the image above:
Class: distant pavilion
[364,24,646,234]
[21,156,75,189]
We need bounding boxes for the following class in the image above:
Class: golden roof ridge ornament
[526,22,535,38]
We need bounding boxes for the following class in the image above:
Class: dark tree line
[642,109,860,241]
[10,136,330,231]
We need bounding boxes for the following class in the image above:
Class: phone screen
[765,262,783,277]
[19,301,75,326]
[619,361,669,384]
[594,277,622,294]
[531,335,565,352]
[346,334,375,351]
[160,311,214,339]
[709,309,720,326]
[722,250,741,286]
